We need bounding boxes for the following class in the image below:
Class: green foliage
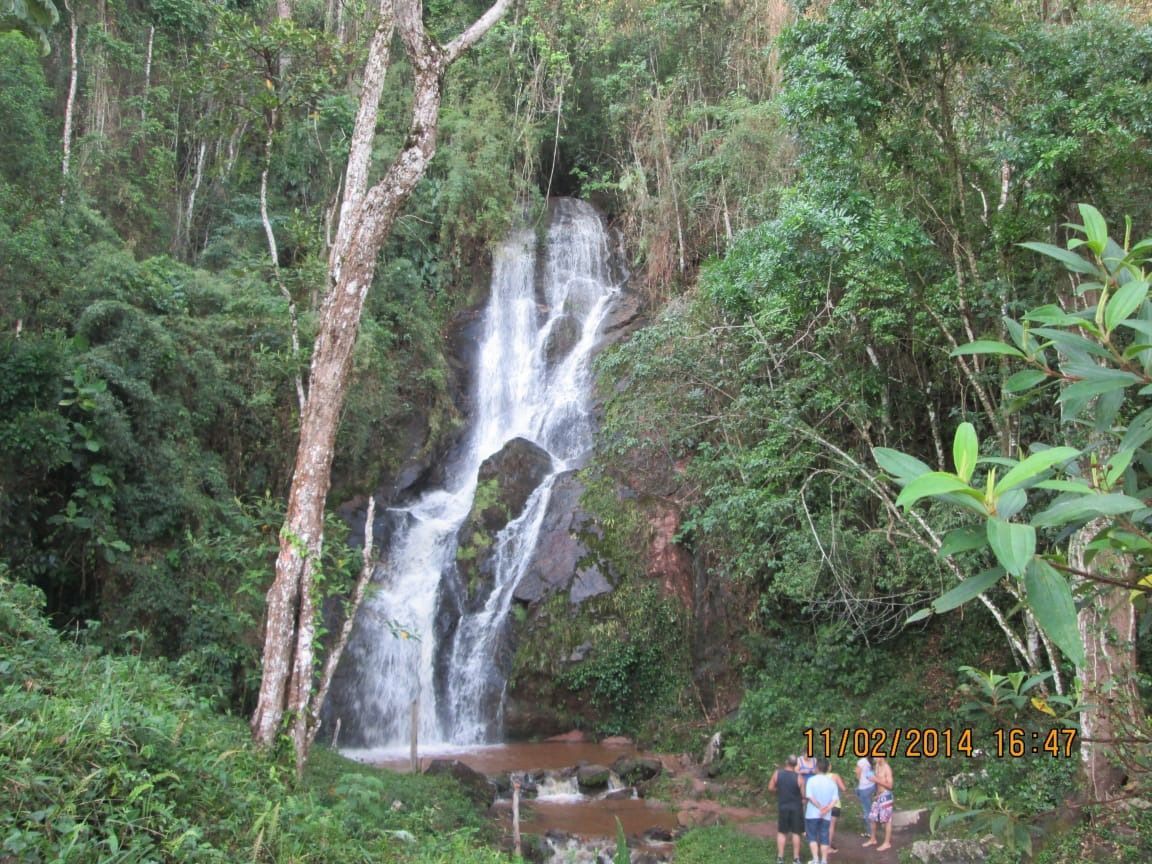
[613,816,629,864]
[931,785,1037,857]
[672,825,774,864]
[514,583,690,738]
[879,207,1152,667]
[0,573,507,863]
[0,0,58,53]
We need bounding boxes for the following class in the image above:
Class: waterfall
[328,199,620,750]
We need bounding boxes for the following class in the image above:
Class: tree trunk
[61,0,79,185]
[1069,518,1142,802]
[251,0,513,758]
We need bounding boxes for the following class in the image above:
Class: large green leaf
[1076,203,1108,256]
[1104,278,1149,333]
[953,422,978,482]
[939,525,988,557]
[932,567,1004,613]
[994,446,1079,494]
[986,518,1035,576]
[1029,327,1110,359]
[1024,560,1085,667]
[1019,242,1100,276]
[1032,492,1147,528]
[895,472,982,510]
[873,447,933,484]
[951,341,1025,358]
[1003,369,1048,393]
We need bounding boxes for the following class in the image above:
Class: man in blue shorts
[803,758,839,864]
[768,755,804,864]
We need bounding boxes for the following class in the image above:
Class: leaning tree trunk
[1069,517,1143,802]
[251,0,513,764]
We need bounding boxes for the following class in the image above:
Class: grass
[0,573,511,863]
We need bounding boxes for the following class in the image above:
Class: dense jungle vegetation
[3,0,1152,860]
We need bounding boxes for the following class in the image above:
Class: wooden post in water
[409,698,419,772]
[512,777,522,857]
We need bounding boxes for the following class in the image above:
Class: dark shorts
[805,817,831,845]
[778,806,804,835]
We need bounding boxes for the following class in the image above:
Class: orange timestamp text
[802,726,1078,759]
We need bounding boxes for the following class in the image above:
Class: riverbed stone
[612,756,662,785]
[576,763,612,790]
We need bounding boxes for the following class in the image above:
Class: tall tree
[251,0,514,768]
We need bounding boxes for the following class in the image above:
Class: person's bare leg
[792,833,801,860]
[862,823,876,847]
[777,831,786,858]
[875,820,892,851]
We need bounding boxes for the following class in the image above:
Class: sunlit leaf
[994,446,1079,494]
[895,472,982,510]
[953,422,978,482]
[1104,278,1149,333]
[1076,204,1108,256]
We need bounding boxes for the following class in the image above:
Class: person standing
[768,755,805,864]
[803,758,839,864]
[855,755,876,839]
[796,752,818,781]
[826,763,848,853]
[862,754,894,852]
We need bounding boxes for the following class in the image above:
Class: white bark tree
[251,0,514,769]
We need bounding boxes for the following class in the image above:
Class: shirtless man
[862,754,894,852]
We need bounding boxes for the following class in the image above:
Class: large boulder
[456,437,552,608]
[909,838,1002,864]
[514,470,610,605]
[612,756,663,785]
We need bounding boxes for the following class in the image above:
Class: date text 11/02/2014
[802,727,1079,760]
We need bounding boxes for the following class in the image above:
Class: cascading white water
[330,199,619,750]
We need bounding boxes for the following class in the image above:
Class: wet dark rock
[543,313,581,368]
[423,759,495,808]
[576,763,612,790]
[514,470,610,605]
[612,756,662,785]
[456,437,552,609]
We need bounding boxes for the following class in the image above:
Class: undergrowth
[0,572,509,863]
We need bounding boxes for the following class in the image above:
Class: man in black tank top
[768,754,804,864]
